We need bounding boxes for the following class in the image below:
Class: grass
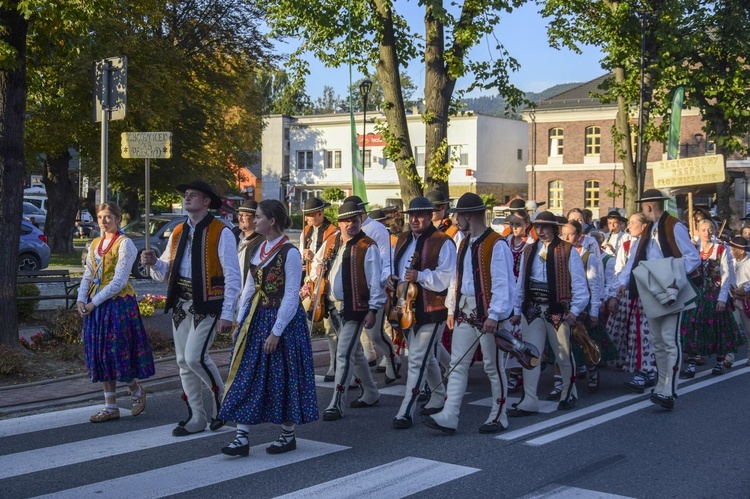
[49,252,83,267]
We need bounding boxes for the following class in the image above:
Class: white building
[261,112,529,211]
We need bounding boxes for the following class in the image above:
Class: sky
[289,2,607,101]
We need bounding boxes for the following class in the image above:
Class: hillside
[461,82,583,117]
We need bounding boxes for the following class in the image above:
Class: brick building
[521,74,750,220]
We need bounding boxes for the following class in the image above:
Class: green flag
[667,87,684,160]
[347,4,367,203]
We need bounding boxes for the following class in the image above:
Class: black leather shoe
[385,373,402,385]
[558,397,577,411]
[419,406,443,416]
[172,426,205,437]
[368,359,377,367]
[350,398,379,408]
[210,418,226,431]
[221,443,249,457]
[392,415,413,429]
[417,387,431,402]
[507,408,536,418]
[322,408,343,421]
[422,415,456,434]
[478,422,507,434]
[650,393,675,410]
[266,436,296,454]
[323,374,335,382]
[375,366,386,373]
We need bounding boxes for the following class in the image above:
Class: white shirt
[733,254,750,293]
[236,235,302,336]
[603,231,629,257]
[385,232,456,293]
[362,216,392,267]
[446,233,515,321]
[601,252,618,301]
[149,215,241,322]
[618,218,700,288]
[78,236,137,307]
[513,239,589,317]
[700,243,734,303]
[323,235,386,310]
[578,247,604,318]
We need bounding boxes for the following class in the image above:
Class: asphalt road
[2,355,749,498]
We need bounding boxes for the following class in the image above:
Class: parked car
[23,202,47,230]
[19,219,50,271]
[490,217,505,234]
[23,194,48,214]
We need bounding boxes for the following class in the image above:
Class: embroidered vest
[251,244,294,309]
[394,224,452,324]
[454,228,506,321]
[165,214,227,315]
[87,235,135,299]
[522,238,574,314]
[320,231,375,320]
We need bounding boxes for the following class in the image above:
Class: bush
[146,328,171,351]
[17,284,40,320]
[51,343,85,362]
[139,294,166,317]
[49,308,83,345]
[290,214,303,230]
[0,345,24,374]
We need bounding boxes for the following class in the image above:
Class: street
[1,353,749,498]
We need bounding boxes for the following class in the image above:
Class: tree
[258,68,314,115]
[321,186,346,202]
[348,74,418,112]
[313,85,344,114]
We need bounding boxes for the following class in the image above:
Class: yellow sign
[651,155,725,189]
[121,132,172,159]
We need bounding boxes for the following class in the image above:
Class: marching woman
[77,202,154,422]
[220,200,318,457]
[680,219,744,378]
[605,213,657,392]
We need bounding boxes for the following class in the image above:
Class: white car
[23,202,46,229]
[490,217,504,234]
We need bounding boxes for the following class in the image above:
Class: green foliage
[16,284,40,320]
[290,214,304,230]
[348,74,418,112]
[605,181,626,201]
[321,187,346,203]
[479,193,497,207]
[0,345,23,375]
[428,138,453,183]
[49,308,83,345]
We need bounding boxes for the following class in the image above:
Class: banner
[666,86,684,216]
[347,4,368,203]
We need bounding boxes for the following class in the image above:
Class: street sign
[651,154,725,190]
[93,56,127,122]
[121,132,173,159]
[287,185,296,197]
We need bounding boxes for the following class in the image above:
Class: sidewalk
[0,337,331,417]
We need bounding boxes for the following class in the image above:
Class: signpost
[93,56,127,203]
[121,132,173,254]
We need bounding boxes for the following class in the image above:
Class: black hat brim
[176,183,223,210]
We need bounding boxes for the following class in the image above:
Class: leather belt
[528,282,549,304]
[176,277,192,301]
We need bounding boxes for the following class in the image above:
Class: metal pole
[100,61,111,203]
[144,158,151,252]
[362,96,368,169]
[531,110,536,201]
[637,11,646,198]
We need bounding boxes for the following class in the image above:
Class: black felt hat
[302,197,331,214]
[175,181,223,210]
[369,209,387,221]
[338,201,364,221]
[729,237,749,250]
[448,193,488,213]
[425,189,450,206]
[605,210,627,222]
[636,189,670,203]
[532,211,562,226]
[238,200,258,213]
[508,198,526,209]
[402,196,436,214]
[343,195,368,208]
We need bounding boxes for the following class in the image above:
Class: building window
[363,150,372,169]
[585,126,601,155]
[326,150,342,169]
[414,146,425,167]
[584,180,600,209]
[517,148,523,160]
[549,128,563,157]
[548,180,564,210]
[296,150,313,170]
[448,145,469,166]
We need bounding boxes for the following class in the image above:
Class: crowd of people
[75,181,747,459]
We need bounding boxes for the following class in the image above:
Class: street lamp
[359,79,372,169]
[682,132,704,158]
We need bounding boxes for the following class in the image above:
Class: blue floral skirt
[82,295,155,383]
[219,305,319,425]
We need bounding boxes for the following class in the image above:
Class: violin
[388,251,420,331]
[308,240,337,324]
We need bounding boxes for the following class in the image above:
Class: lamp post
[359,79,372,169]
[681,132,704,158]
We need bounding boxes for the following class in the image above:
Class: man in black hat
[142,181,241,435]
[509,211,589,416]
[237,200,264,285]
[386,196,456,429]
[728,237,750,368]
[422,193,516,435]
[426,189,460,242]
[602,210,629,257]
[617,189,700,410]
[316,201,385,421]
[344,195,402,383]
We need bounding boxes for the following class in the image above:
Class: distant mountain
[461,82,583,117]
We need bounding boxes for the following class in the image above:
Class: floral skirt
[82,295,155,383]
[680,285,744,356]
[219,305,319,426]
[605,293,656,373]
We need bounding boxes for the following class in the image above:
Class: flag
[667,87,684,160]
[347,3,368,203]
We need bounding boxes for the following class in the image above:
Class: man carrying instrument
[386,196,456,429]
[300,197,338,380]
[344,195,402,384]
[422,193,516,434]
[236,200,264,286]
[509,211,588,416]
[318,201,385,421]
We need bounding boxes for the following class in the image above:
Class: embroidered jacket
[522,238,574,314]
[86,236,136,300]
[454,228,507,321]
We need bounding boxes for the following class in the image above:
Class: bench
[17,270,80,309]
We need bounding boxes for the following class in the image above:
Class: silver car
[19,219,50,271]
[23,201,47,230]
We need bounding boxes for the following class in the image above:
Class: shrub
[49,308,83,345]
[51,343,85,362]
[17,284,40,320]
[146,328,171,351]
[0,345,24,375]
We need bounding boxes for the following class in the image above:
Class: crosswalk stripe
[0,424,231,480]
[274,456,479,498]
[34,439,349,499]
[0,406,132,438]
[469,396,558,413]
[520,484,634,498]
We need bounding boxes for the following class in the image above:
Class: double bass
[387,251,419,331]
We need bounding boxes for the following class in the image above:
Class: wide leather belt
[529,282,549,304]
[177,277,192,301]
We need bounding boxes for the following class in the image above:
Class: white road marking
[274,456,479,498]
[0,405,132,438]
[34,439,349,499]
[470,396,558,413]
[0,423,230,480]
[521,484,634,498]
[525,364,750,446]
